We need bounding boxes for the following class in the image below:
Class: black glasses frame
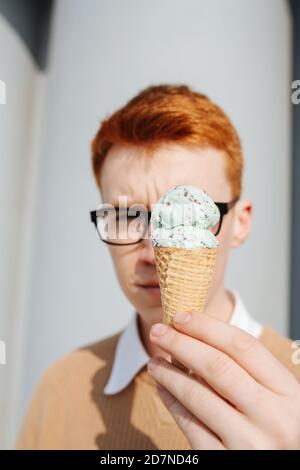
[90,197,239,246]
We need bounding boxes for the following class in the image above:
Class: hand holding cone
[154,246,218,371]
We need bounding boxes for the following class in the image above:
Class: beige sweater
[16,327,300,450]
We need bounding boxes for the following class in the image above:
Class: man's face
[100,143,251,326]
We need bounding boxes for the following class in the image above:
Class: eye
[128,206,147,219]
[127,214,138,221]
[130,210,141,218]
[100,210,110,219]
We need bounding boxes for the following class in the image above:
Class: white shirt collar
[103,289,262,395]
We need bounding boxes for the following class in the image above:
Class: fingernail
[173,311,191,324]
[151,323,168,336]
[147,356,161,372]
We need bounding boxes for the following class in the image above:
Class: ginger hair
[91,84,243,198]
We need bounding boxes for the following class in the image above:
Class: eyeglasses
[90,198,239,246]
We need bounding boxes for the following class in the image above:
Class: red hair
[91,84,243,198]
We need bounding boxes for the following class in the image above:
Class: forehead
[100,143,232,206]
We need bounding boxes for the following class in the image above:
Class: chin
[134,297,162,311]
[137,307,164,326]
[130,296,163,322]
[128,285,162,308]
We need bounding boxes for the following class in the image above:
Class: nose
[139,237,156,266]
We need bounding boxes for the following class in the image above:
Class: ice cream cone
[154,246,218,324]
[154,246,218,371]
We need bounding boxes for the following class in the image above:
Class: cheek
[210,218,234,286]
[108,246,137,286]
[218,213,234,247]
[213,245,229,283]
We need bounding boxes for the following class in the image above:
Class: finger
[172,311,297,395]
[150,323,266,414]
[155,384,225,450]
[148,356,250,447]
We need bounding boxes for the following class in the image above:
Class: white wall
[0,15,45,448]
[10,0,292,448]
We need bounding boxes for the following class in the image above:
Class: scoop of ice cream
[150,185,220,248]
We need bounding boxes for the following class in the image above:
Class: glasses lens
[96,206,148,244]
[208,220,221,236]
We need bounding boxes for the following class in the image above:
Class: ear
[230,199,253,248]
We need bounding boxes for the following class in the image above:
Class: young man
[17,85,300,450]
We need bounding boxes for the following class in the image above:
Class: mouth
[136,282,161,297]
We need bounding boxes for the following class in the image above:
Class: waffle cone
[154,246,218,325]
[154,246,218,371]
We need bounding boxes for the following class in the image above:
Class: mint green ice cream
[150,185,220,248]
